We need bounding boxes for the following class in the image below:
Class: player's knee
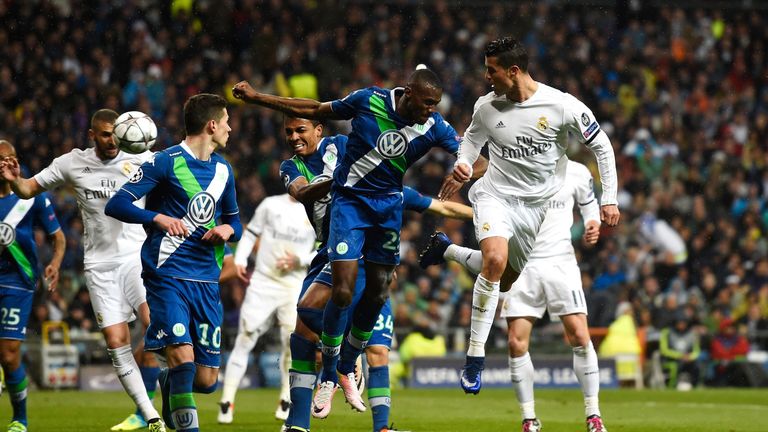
[566,327,591,348]
[331,286,354,306]
[482,252,507,276]
[507,333,529,357]
[0,345,19,367]
[194,374,218,393]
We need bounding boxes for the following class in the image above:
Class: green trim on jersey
[7,241,34,280]
[291,157,315,181]
[369,95,407,174]
[171,156,225,268]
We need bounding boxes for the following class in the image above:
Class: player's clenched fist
[153,213,189,237]
[232,81,258,102]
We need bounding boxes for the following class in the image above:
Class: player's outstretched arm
[232,81,342,120]
[287,177,332,205]
[44,229,65,292]
[426,199,473,220]
[0,157,45,198]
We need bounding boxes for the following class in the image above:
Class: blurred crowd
[2,0,768,385]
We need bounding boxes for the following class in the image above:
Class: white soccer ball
[112,111,157,154]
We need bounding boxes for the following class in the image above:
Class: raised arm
[232,81,342,120]
[287,177,333,206]
[0,157,46,198]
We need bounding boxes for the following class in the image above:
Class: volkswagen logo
[311,173,332,204]
[0,222,15,247]
[187,191,216,226]
[376,130,408,159]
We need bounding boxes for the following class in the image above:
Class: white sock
[221,331,259,404]
[509,352,536,420]
[278,325,292,402]
[467,275,500,357]
[573,342,601,417]
[108,345,159,421]
[444,244,483,275]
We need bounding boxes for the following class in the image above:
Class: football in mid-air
[112,111,157,154]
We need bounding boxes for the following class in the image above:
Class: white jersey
[457,84,617,206]
[235,194,316,289]
[529,160,600,261]
[34,148,151,266]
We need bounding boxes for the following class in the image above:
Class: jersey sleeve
[280,159,304,190]
[403,186,432,213]
[33,153,71,190]
[573,164,600,223]
[246,198,269,237]
[220,163,239,217]
[34,193,61,235]
[432,117,461,155]
[119,151,168,200]
[456,104,489,167]
[563,93,601,144]
[330,88,369,120]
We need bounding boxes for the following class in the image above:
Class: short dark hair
[407,68,443,90]
[183,93,227,135]
[284,115,321,127]
[485,37,529,72]
[91,109,119,128]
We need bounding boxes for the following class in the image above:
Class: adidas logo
[495,121,506,128]
[81,167,92,174]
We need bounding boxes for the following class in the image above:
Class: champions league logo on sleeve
[0,223,16,247]
[187,191,216,226]
[128,168,144,183]
[376,130,408,159]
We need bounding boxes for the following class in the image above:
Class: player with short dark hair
[106,93,242,432]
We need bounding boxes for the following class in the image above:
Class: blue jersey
[279,135,347,247]
[330,87,460,194]
[117,143,240,283]
[402,186,432,213]
[0,193,60,290]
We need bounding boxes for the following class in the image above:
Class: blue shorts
[327,190,403,265]
[310,258,393,349]
[0,287,33,340]
[144,276,222,368]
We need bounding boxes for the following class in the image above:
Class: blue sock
[287,333,318,430]
[136,366,161,419]
[321,299,348,383]
[298,307,323,335]
[367,366,391,432]
[339,296,381,374]
[169,362,198,432]
[6,365,28,426]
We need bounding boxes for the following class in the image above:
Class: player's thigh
[0,287,33,342]
[276,292,300,331]
[366,194,404,266]
[469,184,514,244]
[239,284,280,335]
[117,258,147,313]
[500,265,547,319]
[543,260,588,318]
[85,264,135,329]
[506,205,547,273]
[327,192,368,263]
[143,276,193,354]
[187,280,224,368]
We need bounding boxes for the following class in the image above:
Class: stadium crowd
[1,0,767,386]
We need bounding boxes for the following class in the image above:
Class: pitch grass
[2,388,767,431]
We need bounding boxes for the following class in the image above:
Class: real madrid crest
[122,162,136,176]
[537,116,548,131]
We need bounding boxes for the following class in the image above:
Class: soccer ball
[112,111,157,154]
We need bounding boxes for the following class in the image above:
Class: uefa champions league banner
[409,356,618,388]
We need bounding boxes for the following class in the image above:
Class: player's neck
[184,136,215,161]
[505,75,538,103]
[0,182,11,197]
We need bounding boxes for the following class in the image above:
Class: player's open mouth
[293,143,305,151]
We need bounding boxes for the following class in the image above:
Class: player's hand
[154,214,189,237]
[600,204,620,227]
[452,163,472,183]
[232,81,258,102]
[276,252,300,272]
[583,220,601,245]
[438,174,463,201]
[44,264,60,292]
[236,264,249,284]
[202,224,235,245]
[0,156,21,182]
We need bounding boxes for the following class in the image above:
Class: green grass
[2,387,767,431]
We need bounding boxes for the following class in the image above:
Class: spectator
[659,312,702,389]
[708,318,750,386]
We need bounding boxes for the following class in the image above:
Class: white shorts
[238,279,300,336]
[500,258,588,319]
[84,260,146,329]
[469,181,547,273]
